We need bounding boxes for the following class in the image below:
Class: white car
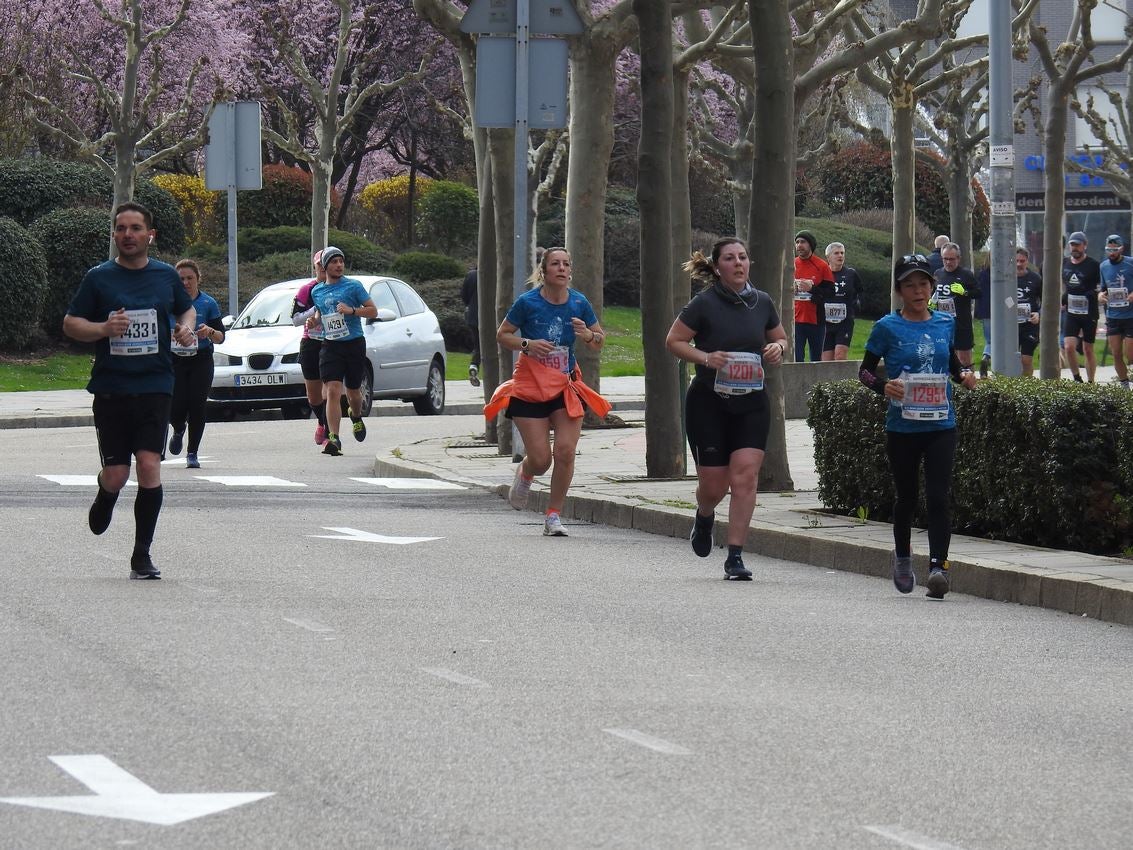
[209,276,446,418]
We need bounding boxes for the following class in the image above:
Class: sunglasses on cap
[899,254,929,264]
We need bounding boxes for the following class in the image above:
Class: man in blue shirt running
[1100,234,1133,389]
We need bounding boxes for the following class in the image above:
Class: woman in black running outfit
[665,238,788,580]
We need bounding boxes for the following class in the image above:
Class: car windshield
[232,290,296,329]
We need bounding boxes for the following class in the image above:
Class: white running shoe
[543,512,567,536]
[509,464,532,510]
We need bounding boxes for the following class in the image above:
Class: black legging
[885,428,957,562]
[171,353,214,453]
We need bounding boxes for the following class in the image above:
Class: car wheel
[282,402,311,420]
[412,357,445,416]
[357,366,374,417]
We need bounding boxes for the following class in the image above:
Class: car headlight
[281,352,300,364]
[213,351,238,367]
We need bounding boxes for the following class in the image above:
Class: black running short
[506,393,567,419]
[93,393,172,467]
[1064,313,1097,344]
[1018,325,1039,357]
[319,337,366,388]
[823,318,855,350]
[952,322,974,351]
[299,337,323,381]
[1107,317,1133,339]
[685,379,770,467]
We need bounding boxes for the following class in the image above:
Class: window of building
[1092,1,1130,43]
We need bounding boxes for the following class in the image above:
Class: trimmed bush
[0,217,49,350]
[357,174,435,247]
[412,277,475,352]
[0,158,184,252]
[418,180,478,254]
[391,251,464,283]
[807,378,1133,555]
[817,142,990,249]
[211,164,339,232]
[603,218,642,306]
[235,225,394,273]
[29,207,112,339]
[151,173,219,244]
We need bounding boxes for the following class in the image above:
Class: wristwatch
[520,338,529,350]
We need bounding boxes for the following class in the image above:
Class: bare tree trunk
[946,150,974,262]
[749,0,793,492]
[490,129,516,456]
[309,155,333,255]
[565,45,619,394]
[1039,81,1071,380]
[671,66,693,320]
[475,130,499,442]
[890,90,916,310]
[634,0,682,477]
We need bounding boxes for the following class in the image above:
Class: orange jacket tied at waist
[484,353,611,420]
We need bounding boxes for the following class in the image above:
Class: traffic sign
[474,37,569,128]
[460,0,584,35]
[204,102,262,191]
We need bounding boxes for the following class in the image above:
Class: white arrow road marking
[38,476,137,487]
[864,825,969,850]
[309,527,440,545]
[421,667,489,687]
[602,728,692,755]
[282,617,334,633]
[194,476,305,487]
[0,755,272,826]
[161,456,214,466]
[350,477,466,490]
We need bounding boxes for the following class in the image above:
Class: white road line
[421,667,489,688]
[602,728,692,755]
[350,477,466,490]
[183,583,219,595]
[195,476,306,487]
[282,617,334,633]
[864,825,969,850]
[38,475,137,487]
[309,527,440,544]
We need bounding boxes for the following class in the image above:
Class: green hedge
[807,378,1133,555]
[0,217,49,350]
[235,225,394,273]
[0,158,184,252]
[412,278,475,352]
[390,251,465,283]
[417,180,478,254]
[29,207,112,339]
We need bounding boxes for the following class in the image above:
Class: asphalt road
[0,418,1131,849]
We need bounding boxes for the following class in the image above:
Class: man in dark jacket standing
[461,266,480,386]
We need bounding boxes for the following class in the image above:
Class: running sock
[728,544,743,559]
[929,557,948,571]
[314,401,327,427]
[133,485,163,556]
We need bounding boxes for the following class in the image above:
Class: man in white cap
[1062,231,1102,383]
[1100,233,1133,389]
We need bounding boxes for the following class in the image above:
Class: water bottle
[893,365,911,409]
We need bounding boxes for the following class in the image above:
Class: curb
[372,453,1133,627]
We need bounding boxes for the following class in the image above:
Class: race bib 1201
[714,352,764,395]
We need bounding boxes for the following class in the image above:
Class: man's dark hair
[114,201,153,229]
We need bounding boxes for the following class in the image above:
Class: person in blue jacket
[857,254,977,599]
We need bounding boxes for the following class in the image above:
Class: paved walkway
[4,375,1132,626]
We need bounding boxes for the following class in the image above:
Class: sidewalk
[4,375,1132,626]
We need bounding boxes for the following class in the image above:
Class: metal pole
[511,0,530,460]
[225,102,239,318]
[989,0,1019,376]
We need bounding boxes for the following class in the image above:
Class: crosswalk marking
[351,477,466,490]
[602,728,692,755]
[38,475,136,487]
[193,476,306,487]
[421,667,488,687]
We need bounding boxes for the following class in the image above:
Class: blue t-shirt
[311,277,370,341]
[865,310,958,433]
[169,290,223,352]
[1100,257,1133,319]
[505,287,598,372]
[67,258,192,395]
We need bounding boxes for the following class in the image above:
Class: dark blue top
[67,258,192,395]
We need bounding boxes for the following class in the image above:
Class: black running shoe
[349,410,366,442]
[88,490,116,535]
[168,428,185,456]
[724,554,752,580]
[690,512,713,557]
[129,553,162,580]
[926,564,950,599]
[322,434,343,456]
